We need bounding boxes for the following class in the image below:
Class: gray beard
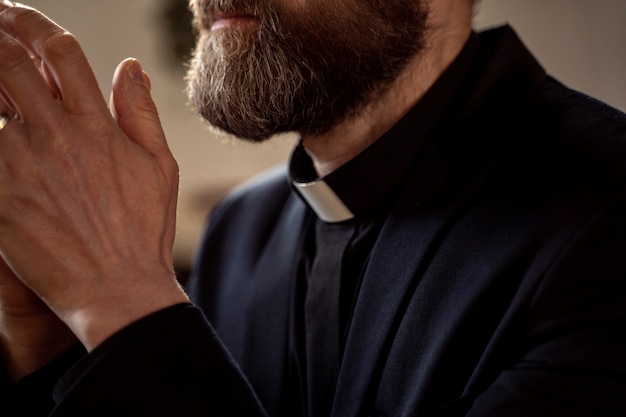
[186,0,429,142]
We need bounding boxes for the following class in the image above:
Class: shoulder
[530,77,626,153]
[208,164,292,227]
[533,77,626,138]
[194,164,300,266]
[188,164,294,294]
[520,77,626,187]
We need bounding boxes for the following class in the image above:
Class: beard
[186,0,429,142]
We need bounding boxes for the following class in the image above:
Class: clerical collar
[288,32,483,223]
[290,144,355,223]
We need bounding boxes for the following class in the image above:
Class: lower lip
[211,16,260,31]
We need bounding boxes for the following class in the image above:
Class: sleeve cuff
[52,303,266,416]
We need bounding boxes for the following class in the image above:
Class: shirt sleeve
[0,344,86,417]
[50,303,267,417]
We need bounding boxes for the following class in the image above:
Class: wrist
[63,280,190,351]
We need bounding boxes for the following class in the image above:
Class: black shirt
[288,33,483,417]
[0,32,484,417]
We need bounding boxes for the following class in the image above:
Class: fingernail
[128,59,145,86]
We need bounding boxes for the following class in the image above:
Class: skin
[0,0,472,381]
[0,3,188,379]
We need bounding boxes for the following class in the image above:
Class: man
[0,0,624,415]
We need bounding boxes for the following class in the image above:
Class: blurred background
[19,0,626,274]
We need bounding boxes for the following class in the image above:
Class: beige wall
[17,0,626,266]
[475,0,626,112]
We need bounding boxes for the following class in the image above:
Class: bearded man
[0,0,625,416]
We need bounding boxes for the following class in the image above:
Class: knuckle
[0,38,31,72]
[1,5,39,32]
[163,154,180,183]
[2,6,85,65]
[42,31,82,59]
[164,153,179,176]
[171,158,180,177]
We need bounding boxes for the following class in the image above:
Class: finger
[0,30,60,123]
[31,54,62,100]
[0,4,108,115]
[111,59,174,162]
[110,58,179,256]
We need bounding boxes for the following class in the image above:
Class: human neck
[301,4,473,178]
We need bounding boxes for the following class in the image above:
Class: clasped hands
[0,3,189,379]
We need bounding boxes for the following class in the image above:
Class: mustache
[190,0,267,18]
[190,0,282,32]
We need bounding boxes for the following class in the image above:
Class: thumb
[110,58,171,158]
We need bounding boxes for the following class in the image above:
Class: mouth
[209,9,260,31]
